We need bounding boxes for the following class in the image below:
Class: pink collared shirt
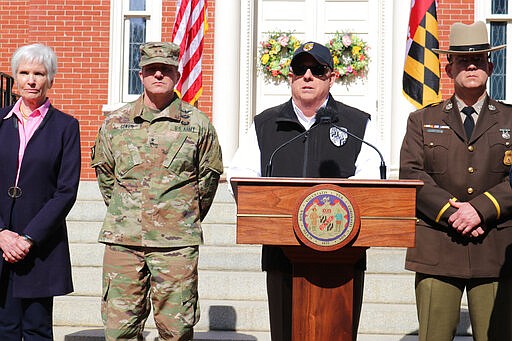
[3,98,50,185]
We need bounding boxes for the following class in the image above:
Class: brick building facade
[0,0,216,180]
[0,0,472,180]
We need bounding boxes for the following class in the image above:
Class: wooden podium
[231,177,423,341]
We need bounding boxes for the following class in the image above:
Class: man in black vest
[228,41,381,340]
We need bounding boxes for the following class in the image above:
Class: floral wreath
[258,31,370,84]
[258,31,302,83]
[326,31,370,83]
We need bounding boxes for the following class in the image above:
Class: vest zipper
[302,131,309,177]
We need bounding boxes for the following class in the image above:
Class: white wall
[217,0,418,177]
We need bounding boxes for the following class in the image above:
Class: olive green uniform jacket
[91,95,223,247]
[400,95,512,278]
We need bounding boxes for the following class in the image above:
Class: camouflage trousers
[101,244,200,340]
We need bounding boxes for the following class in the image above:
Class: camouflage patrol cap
[139,42,180,67]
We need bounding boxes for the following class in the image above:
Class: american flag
[403,0,441,108]
[172,0,207,105]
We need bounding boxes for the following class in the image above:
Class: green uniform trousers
[101,244,200,341]
[415,273,512,341]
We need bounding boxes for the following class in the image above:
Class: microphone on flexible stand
[332,123,387,179]
[319,107,387,179]
[265,108,334,177]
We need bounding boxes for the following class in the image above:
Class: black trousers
[0,266,54,341]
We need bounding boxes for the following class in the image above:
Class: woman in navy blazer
[0,43,80,340]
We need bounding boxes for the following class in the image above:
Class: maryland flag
[403,0,441,108]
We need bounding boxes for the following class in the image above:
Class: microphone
[265,107,333,177]
[333,124,386,179]
[318,107,386,179]
[327,120,386,179]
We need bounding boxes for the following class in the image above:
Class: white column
[212,0,241,166]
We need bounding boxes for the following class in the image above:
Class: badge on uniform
[329,126,347,147]
[504,150,512,166]
[180,109,191,125]
[500,128,510,139]
[180,109,191,119]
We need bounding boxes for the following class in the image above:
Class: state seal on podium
[293,184,360,251]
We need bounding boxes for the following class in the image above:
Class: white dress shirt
[227,102,383,184]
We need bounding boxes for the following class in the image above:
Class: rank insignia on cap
[330,126,347,147]
[504,150,512,166]
[303,42,314,51]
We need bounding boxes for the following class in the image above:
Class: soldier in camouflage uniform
[90,42,223,340]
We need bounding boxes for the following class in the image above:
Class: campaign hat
[433,21,506,54]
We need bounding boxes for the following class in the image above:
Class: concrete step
[202,223,238,245]
[68,244,421,303]
[53,297,472,339]
[70,265,417,304]
[360,303,473,336]
[56,327,270,341]
[53,296,270,331]
[357,337,473,341]
[69,242,104,267]
[67,199,106,223]
[68,244,263,270]
[366,247,408,273]
[68,242,410,275]
[67,221,238,247]
[202,201,237,225]
[56,296,429,336]
[54,326,474,341]
[67,221,102,244]
[69,267,267,300]
[58,180,476,339]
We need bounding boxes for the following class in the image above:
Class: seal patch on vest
[329,126,347,147]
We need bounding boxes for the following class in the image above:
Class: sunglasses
[291,64,330,76]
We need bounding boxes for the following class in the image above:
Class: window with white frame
[107,0,162,109]
[481,0,510,102]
